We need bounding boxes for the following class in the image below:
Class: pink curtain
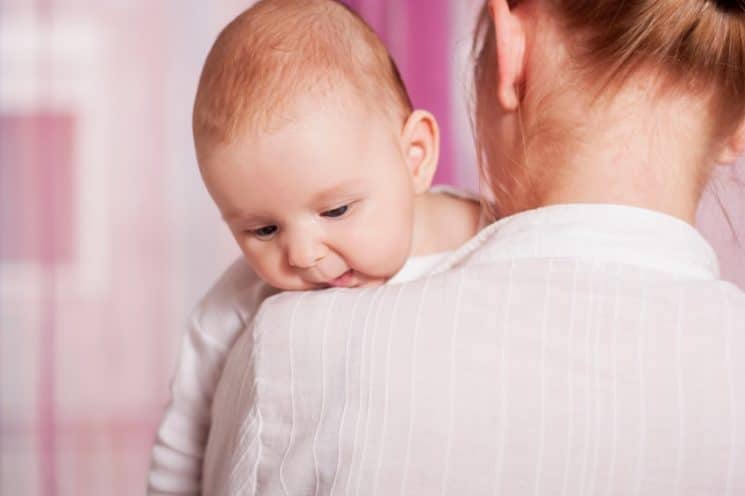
[345,0,456,185]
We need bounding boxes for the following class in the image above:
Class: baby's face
[200,98,416,290]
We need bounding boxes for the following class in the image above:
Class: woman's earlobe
[716,121,745,164]
[490,0,527,111]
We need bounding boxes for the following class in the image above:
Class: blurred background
[0,0,743,494]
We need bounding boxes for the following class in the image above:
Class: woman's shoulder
[715,280,745,316]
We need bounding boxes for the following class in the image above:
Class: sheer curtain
[0,0,742,494]
[0,1,249,494]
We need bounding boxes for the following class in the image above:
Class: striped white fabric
[147,253,453,495]
[203,204,745,496]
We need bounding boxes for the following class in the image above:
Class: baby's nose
[287,237,325,269]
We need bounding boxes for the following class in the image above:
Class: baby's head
[194,0,439,290]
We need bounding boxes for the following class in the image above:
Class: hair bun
[712,0,745,13]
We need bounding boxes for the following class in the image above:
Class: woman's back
[204,204,745,495]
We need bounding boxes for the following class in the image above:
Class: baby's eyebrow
[222,210,267,225]
[222,209,245,221]
[312,179,367,204]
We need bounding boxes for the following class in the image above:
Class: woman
[203,0,745,494]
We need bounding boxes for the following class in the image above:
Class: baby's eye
[321,205,349,218]
[252,225,278,239]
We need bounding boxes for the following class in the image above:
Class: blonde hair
[193,0,412,149]
[473,0,745,218]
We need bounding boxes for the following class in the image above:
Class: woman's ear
[490,0,527,111]
[716,120,745,164]
[401,110,440,194]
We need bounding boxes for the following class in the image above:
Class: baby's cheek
[242,247,279,278]
[342,210,411,272]
[362,233,411,276]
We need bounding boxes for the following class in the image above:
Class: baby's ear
[401,110,439,194]
[716,119,745,164]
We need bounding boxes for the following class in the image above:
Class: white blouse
[147,254,452,495]
[203,204,745,496]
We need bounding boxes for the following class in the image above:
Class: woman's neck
[526,80,716,225]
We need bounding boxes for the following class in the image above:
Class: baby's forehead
[206,116,399,222]
[201,88,401,167]
[250,82,397,136]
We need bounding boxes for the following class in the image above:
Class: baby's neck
[410,189,483,257]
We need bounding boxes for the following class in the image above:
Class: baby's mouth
[327,269,356,288]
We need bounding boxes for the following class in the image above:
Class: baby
[148,0,482,493]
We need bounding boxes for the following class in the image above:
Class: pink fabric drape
[345,0,455,185]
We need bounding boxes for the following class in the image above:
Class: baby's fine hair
[193,0,412,148]
[472,0,745,217]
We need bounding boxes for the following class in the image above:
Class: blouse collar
[435,203,719,280]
